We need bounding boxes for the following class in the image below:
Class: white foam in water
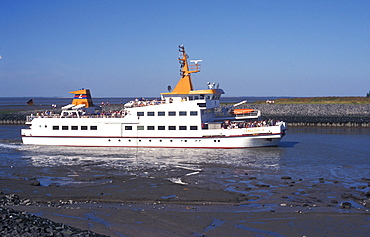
[0,143,21,149]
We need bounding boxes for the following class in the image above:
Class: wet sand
[1,163,370,236]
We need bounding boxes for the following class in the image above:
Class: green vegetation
[253,97,370,104]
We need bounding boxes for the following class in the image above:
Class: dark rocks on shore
[0,192,107,236]
[0,207,108,237]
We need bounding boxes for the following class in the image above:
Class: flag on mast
[27,99,34,105]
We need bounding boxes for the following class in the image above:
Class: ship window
[71,126,78,130]
[200,94,204,99]
[52,126,59,130]
[190,111,198,116]
[147,112,155,116]
[168,126,176,130]
[125,126,132,130]
[158,126,165,130]
[90,126,97,130]
[190,126,198,130]
[188,96,194,101]
[137,112,144,116]
[147,126,155,130]
[197,103,206,107]
[194,96,199,100]
[168,111,176,116]
[179,126,187,130]
[206,95,211,100]
[62,126,68,130]
[81,126,88,130]
[137,126,144,130]
[158,111,165,116]
[179,111,187,116]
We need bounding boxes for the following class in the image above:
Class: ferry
[21,45,287,148]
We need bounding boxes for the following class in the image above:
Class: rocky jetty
[1,104,370,126]
[0,112,27,124]
[0,193,107,237]
[246,104,370,126]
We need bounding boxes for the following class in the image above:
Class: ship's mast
[171,45,201,94]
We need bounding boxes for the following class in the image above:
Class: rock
[255,184,270,188]
[363,199,370,208]
[30,180,41,186]
[281,176,292,180]
[340,202,352,209]
[341,193,353,199]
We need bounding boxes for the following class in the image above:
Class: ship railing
[203,119,282,130]
[214,110,259,118]
[26,114,127,121]
[234,112,260,117]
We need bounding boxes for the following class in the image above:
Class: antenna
[190,60,202,64]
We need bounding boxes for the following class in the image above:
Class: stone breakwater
[0,112,28,125]
[1,104,369,126]
[246,104,370,127]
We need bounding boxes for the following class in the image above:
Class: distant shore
[1,103,369,127]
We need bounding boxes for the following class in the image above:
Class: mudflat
[1,163,369,236]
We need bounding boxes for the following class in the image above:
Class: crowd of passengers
[125,98,164,107]
[31,110,128,118]
[221,119,280,129]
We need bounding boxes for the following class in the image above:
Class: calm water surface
[0,125,369,185]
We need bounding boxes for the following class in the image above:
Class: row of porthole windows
[50,125,199,131]
[137,111,198,117]
[52,125,97,130]
[125,125,198,130]
[108,139,221,142]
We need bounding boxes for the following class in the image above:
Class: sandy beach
[1,162,370,236]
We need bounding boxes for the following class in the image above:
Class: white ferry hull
[21,134,284,148]
[21,117,285,148]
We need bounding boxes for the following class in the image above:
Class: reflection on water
[19,145,285,171]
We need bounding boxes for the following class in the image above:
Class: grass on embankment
[252,97,370,104]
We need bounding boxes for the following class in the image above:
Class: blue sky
[1,0,370,98]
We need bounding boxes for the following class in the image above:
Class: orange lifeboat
[232,109,254,115]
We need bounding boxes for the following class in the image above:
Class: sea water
[1,125,369,185]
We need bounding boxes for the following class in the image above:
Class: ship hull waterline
[21,133,284,149]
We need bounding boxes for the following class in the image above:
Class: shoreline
[1,164,370,236]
